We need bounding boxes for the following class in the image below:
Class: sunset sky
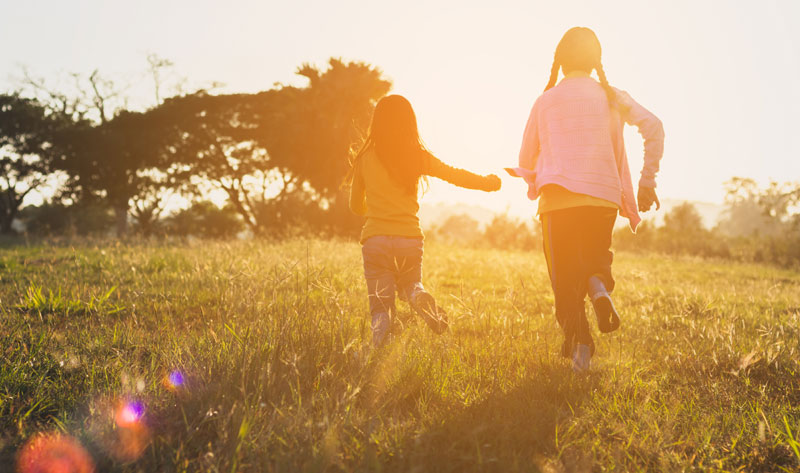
[2,0,799,216]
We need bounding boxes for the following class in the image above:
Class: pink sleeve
[518,99,540,170]
[615,89,664,188]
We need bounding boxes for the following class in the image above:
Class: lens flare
[16,432,95,473]
[167,370,184,388]
[161,369,188,393]
[115,401,145,427]
[107,400,150,462]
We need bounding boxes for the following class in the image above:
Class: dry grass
[1,238,798,472]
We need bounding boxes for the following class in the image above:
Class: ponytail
[595,63,616,107]
[544,58,560,92]
[545,27,627,111]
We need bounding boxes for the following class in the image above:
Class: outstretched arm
[616,89,664,211]
[349,162,367,216]
[426,153,501,192]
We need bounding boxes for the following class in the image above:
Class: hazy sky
[2,0,799,214]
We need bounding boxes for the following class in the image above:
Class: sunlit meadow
[1,238,799,472]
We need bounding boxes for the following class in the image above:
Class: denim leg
[362,236,397,316]
[392,237,424,302]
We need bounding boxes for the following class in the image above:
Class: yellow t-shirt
[350,147,495,243]
[537,184,618,215]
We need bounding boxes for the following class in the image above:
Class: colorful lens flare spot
[167,370,184,388]
[108,400,150,462]
[16,432,95,473]
[115,401,144,427]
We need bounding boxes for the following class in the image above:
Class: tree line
[2,58,798,268]
[426,177,800,268]
[0,58,391,238]
[614,178,800,268]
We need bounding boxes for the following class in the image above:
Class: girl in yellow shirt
[349,95,501,347]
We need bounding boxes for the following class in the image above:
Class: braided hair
[544,59,560,92]
[544,27,618,108]
[595,63,616,107]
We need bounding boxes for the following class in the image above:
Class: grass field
[1,238,799,472]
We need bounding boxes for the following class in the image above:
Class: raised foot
[589,276,620,333]
[411,291,448,335]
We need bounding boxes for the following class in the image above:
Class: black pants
[541,206,617,356]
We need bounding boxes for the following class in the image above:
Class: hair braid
[595,63,617,106]
[544,58,560,92]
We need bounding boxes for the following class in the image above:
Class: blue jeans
[361,236,424,316]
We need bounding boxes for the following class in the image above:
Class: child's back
[351,145,498,243]
[528,76,621,204]
[353,147,423,242]
[520,74,663,231]
[349,94,501,347]
[513,27,664,373]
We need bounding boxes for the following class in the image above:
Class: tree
[435,213,482,245]
[161,59,391,235]
[756,180,800,223]
[52,110,165,235]
[483,213,540,250]
[659,202,730,256]
[20,201,113,236]
[15,58,390,237]
[153,90,292,234]
[20,62,193,236]
[717,177,788,237]
[51,104,194,236]
[164,201,243,238]
[146,53,175,106]
[0,94,63,234]
[260,59,391,234]
[663,202,705,235]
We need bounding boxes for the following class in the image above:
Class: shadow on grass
[380,362,599,473]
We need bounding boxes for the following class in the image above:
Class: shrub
[483,213,540,251]
[165,201,244,238]
[19,201,115,236]
[431,213,482,246]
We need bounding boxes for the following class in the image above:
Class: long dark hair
[544,27,618,107]
[348,95,429,194]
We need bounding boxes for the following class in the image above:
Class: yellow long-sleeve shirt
[350,147,496,243]
[537,184,618,215]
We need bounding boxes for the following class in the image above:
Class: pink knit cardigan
[513,77,664,231]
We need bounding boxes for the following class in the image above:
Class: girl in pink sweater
[511,27,664,372]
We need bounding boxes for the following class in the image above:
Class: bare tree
[146,53,175,106]
[19,68,88,120]
[19,68,126,125]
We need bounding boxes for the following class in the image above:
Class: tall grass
[0,238,798,471]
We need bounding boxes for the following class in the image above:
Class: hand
[637,186,660,212]
[484,174,501,192]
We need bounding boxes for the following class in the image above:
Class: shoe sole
[593,294,620,333]
[413,292,448,335]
